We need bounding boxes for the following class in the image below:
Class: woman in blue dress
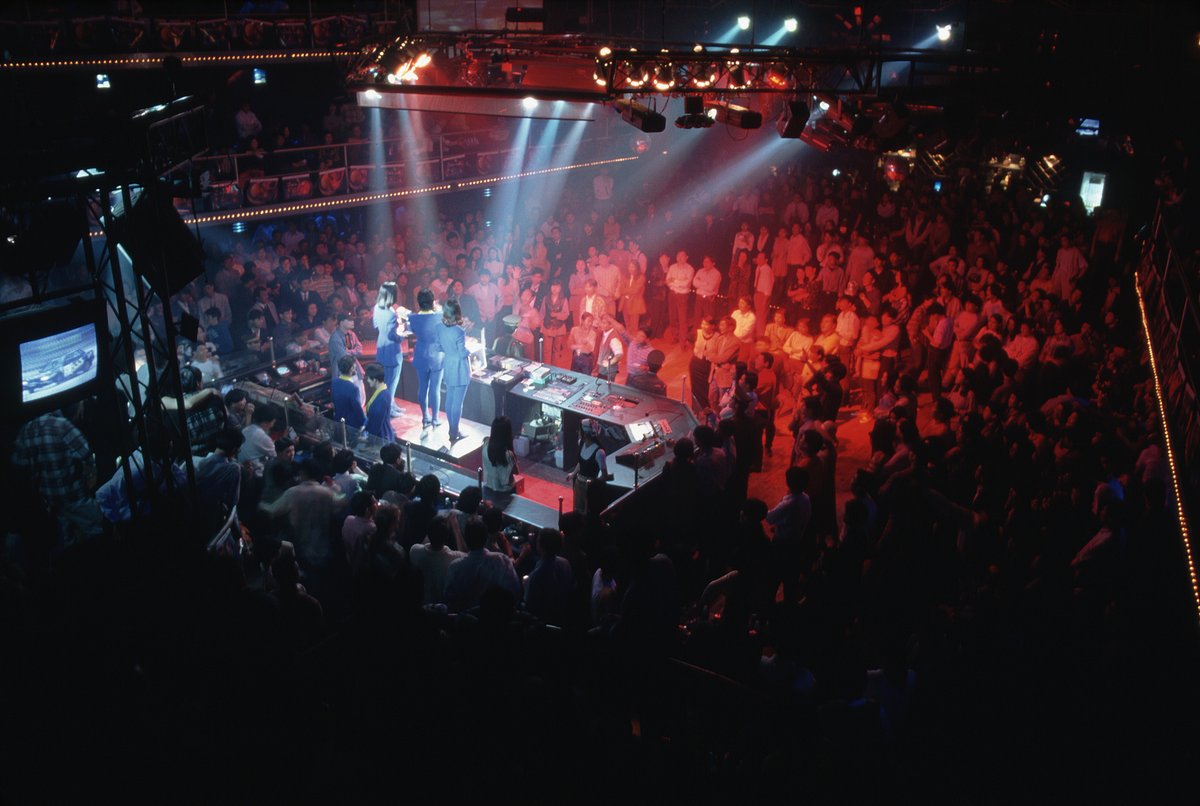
[372,282,404,417]
[408,288,445,428]
[437,298,470,443]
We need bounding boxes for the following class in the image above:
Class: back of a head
[365,362,385,385]
[213,427,245,456]
[537,527,563,558]
[379,443,401,466]
[428,517,451,550]
[464,516,488,551]
[337,355,357,375]
[299,458,325,482]
[332,449,355,475]
[458,485,483,515]
[349,490,375,517]
[672,437,695,463]
[481,507,504,533]
[252,402,278,425]
[647,350,665,372]
[417,288,435,310]
[416,473,441,502]
[785,466,809,494]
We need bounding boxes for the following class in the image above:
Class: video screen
[20,323,98,403]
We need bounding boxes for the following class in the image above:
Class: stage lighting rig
[707,100,762,129]
[615,98,666,133]
[675,96,714,129]
[777,100,811,138]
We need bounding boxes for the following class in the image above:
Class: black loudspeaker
[777,101,811,138]
[178,311,200,342]
[110,188,204,298]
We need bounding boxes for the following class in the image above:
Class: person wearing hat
[567,419,610,515]
[628,348,667,396]
[492,314,525,359]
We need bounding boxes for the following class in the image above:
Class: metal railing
[182,127,616,212]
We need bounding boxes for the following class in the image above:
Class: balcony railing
[177,124,618,214]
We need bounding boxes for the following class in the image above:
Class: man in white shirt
[786,222,812,270]
[666,250,696,346]
[691,256,722,325]
[1005,320,1041,374]
[814,196,840,232]
[782,194,809,229]
[845,234,876,290]
[835,295,861,374]
[752,252,774,337]
[592,253,620,312]
[444,517,522,612]
[409,516,465,604]
[260,459,345,571]
[467,269,502,329]
[1051,234,1088,301]
[238,405,278,477]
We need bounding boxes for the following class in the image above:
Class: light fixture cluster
[597,47,810,94]
[1133,270,1200,627]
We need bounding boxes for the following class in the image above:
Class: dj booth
[216,340,697,528]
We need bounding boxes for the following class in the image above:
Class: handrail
[1136,198,1200,634]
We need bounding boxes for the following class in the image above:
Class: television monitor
[20,323,99,404]
[1075,118,1100,137]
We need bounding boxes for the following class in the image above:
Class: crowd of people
[5,112,1196,798]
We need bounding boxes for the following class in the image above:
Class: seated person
[627,349,667,395]
[491,314,525,359]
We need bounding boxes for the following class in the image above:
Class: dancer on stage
[373,281,405,417]
[409,288,444,429]
[437,298,470,444]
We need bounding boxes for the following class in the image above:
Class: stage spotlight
[784,18,798,33]
[765,64,791,89]
[708,100,763,129]
[96,73,111,89]
[615,98,666,133]
[738,15,751,30]
[777,100,811,138]
[693,43,704,53]
[653,62,675,91]
[522,96,538,111]
[819,100,830,111]
[728,63,748,88]
[599,46,612,57]
[936,24,952,42]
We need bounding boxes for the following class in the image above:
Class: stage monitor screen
[627,419,654,443]
[20,323,98,403]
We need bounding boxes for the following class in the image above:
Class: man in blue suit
[437,298,470,443]
[408,288,445,428]
[363,362,395,442]
[332,355,366,430]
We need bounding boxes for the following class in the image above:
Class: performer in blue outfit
[437,298,470,443]
[408,288,445,428]
[372,282,405,417]
[363,363,395,441]
[331,354,366,429]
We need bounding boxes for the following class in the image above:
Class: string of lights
[86,154,640,236]
[0,51,352,71]
[1133,269,1199,631]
